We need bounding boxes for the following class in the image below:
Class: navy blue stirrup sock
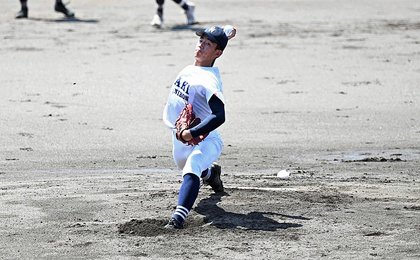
[178,173,200,210]
[172,173,200,223]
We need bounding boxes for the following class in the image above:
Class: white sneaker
[185,3,196,25]
[151,14,163,28]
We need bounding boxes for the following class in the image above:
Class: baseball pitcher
[162,25,236,229]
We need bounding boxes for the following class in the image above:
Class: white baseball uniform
[163,64,225,178]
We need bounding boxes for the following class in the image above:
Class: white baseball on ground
[277,169,290,179]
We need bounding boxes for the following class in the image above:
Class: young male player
[162,25,236,229]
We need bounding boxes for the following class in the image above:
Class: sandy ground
[1,0,420,259]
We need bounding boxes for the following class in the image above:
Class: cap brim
[195,30,218,44]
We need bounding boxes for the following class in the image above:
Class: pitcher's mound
[118,216,207,236]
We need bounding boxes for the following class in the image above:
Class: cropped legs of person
[151,0,196,28]
[16,0,75,19]
[16,0,28,18]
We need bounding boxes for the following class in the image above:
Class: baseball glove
[175,103,208,145]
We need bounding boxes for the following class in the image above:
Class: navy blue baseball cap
[196,26,228,51]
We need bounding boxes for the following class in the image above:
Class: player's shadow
[169,24,204,32]
[28,17,99,23]
[195,192,309,231]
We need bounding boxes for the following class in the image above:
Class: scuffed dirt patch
[342,157,405,162]
[118,216,208,237]
[118,218,170,237]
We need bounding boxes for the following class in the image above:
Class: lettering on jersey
[173,88,189,101]
[172,77,190,102]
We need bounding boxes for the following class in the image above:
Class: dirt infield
[1,0,419,259]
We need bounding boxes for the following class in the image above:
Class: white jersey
[163,65,225,129]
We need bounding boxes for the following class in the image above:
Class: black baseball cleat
[164,218,184,229]
[204,163,224,193]
[16,7,28,19]
[54,2,75,18]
